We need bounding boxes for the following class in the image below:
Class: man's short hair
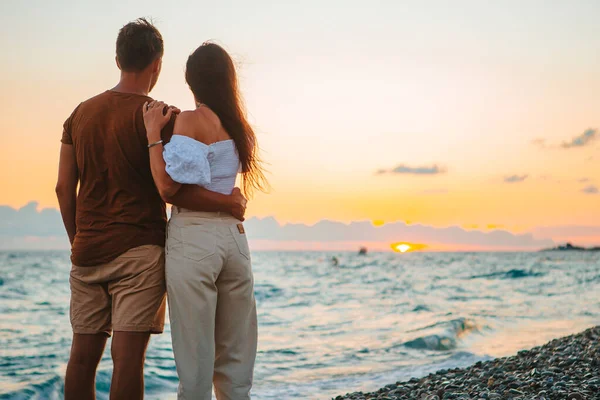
[116,18,163,72]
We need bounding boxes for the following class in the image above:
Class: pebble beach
[333,326,600,400]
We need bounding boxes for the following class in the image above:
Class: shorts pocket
[230,224,250,260]
[181,223,217,262]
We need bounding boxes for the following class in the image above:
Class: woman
[142,42,266,400]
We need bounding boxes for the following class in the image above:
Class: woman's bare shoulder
[172,111,199,136]
[173,109,219,144]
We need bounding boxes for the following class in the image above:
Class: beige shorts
[69,244,166,336]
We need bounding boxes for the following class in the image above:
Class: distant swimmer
[331,256,339,266]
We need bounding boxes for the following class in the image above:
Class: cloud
[377,164,447,175]
[0,202,69,250]
[578,178,591,183]
[581,185,599,194]
[533,129,597,150]
[7,202,600,251]
[0,202,65,236]
[533,225,600,237]
[561,129,597,149]
[0,202,556,251]
[504,175,528,183]
[243,217,554,250]
[532,225,600,247]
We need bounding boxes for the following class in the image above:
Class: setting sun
[391,242,428,253]
[396,244,411,253]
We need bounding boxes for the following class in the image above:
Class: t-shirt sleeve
[61,105,80,145]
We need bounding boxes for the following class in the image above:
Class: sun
[391,242,427,253]
[395,243,411,253]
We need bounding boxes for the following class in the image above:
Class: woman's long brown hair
[185,42,266,196]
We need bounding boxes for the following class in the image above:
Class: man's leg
[67,264,112,400]
[107,245,167,400]
[110,331,150,400]
[65,333,108,400]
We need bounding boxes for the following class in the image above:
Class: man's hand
[168,186,246,218]
[143,100,180,142]
[229,188,247,221]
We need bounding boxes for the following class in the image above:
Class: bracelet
[148,140,163,149]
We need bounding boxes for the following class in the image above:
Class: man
[55,18,247,400]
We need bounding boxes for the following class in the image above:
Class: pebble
[332,326,600,400]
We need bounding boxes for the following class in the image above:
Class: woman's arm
[143,101,182,200]
[143,101,248,220]
[148,144,180,199]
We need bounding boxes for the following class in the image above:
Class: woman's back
[163,108,240,195]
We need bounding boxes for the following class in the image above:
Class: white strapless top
[163,135,240,195]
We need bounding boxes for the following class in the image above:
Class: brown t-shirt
[62,90,170,267]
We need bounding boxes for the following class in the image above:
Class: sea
[1,251,599,399]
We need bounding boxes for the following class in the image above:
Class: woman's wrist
[148,139,163,149]
[147,128,162,142]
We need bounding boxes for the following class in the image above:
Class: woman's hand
[143,100,180,143]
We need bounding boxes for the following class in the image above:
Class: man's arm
[167,186,247,221]
[55,143,79,244]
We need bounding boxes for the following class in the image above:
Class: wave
[403,318,480,351]
[412,304,431,312]
[404,334,457,351]
[468,268,545,280]
[0,375,63,400]
[254,283,283,302]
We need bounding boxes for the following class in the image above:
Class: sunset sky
[1,0,599,246]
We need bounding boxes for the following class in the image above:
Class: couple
[55,18,265,400]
